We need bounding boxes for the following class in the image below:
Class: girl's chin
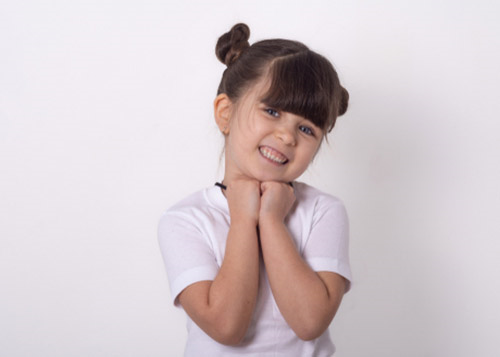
[226,168,298,183]
[250,173,296,183]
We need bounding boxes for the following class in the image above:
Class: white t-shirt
[158,182,352,357]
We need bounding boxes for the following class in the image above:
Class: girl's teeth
[260,147,287,164]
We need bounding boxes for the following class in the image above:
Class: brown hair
[216,23,349,133]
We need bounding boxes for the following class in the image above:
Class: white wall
[1,1,499,356]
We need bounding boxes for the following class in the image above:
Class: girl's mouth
[259,146,289,165]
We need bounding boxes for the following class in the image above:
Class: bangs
[260,51,340,132]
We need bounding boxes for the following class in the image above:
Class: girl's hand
[225,179,261,225]
[259,182,295,223]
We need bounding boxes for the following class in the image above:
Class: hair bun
[337,86,349,116]
[216,23,250,66]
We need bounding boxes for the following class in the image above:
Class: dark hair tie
[214,182,293,190]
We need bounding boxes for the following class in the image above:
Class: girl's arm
[258,182,348,341]
[177,179,261,346]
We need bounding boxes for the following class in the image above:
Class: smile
[259,146,289,165]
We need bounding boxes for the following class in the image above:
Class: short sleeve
[158,212,219,306]
[302,196,352,292]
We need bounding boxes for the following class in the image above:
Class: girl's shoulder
[293,181,345,208]
[160,185,227,219]
[166,188,207,211]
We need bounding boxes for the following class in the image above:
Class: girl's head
[213,23,349,183]
[215,23,349,134]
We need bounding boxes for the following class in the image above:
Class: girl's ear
[214,93,232,135]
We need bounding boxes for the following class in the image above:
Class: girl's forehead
[241,76,273,104]
[249,75,271,95]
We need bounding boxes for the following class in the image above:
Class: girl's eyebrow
[259,99,276,108]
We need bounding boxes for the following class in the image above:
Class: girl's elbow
[217,334,245,346]
[208,317,250,346]
[293,315,331,341]
[211,325,248,346]
[295,325,325,341]
[295,301,341,340]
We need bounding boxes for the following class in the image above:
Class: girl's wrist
[230,214,259,228]
[258,213,286,228]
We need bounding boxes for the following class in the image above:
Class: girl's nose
[275,125,297,146]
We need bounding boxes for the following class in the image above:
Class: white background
[1,1,499,356]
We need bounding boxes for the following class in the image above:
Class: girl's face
[216,76,324,184]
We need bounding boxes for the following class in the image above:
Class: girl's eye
[299,125,314,136]
[265,108,279,117]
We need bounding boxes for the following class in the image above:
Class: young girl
[158,23,351,356]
